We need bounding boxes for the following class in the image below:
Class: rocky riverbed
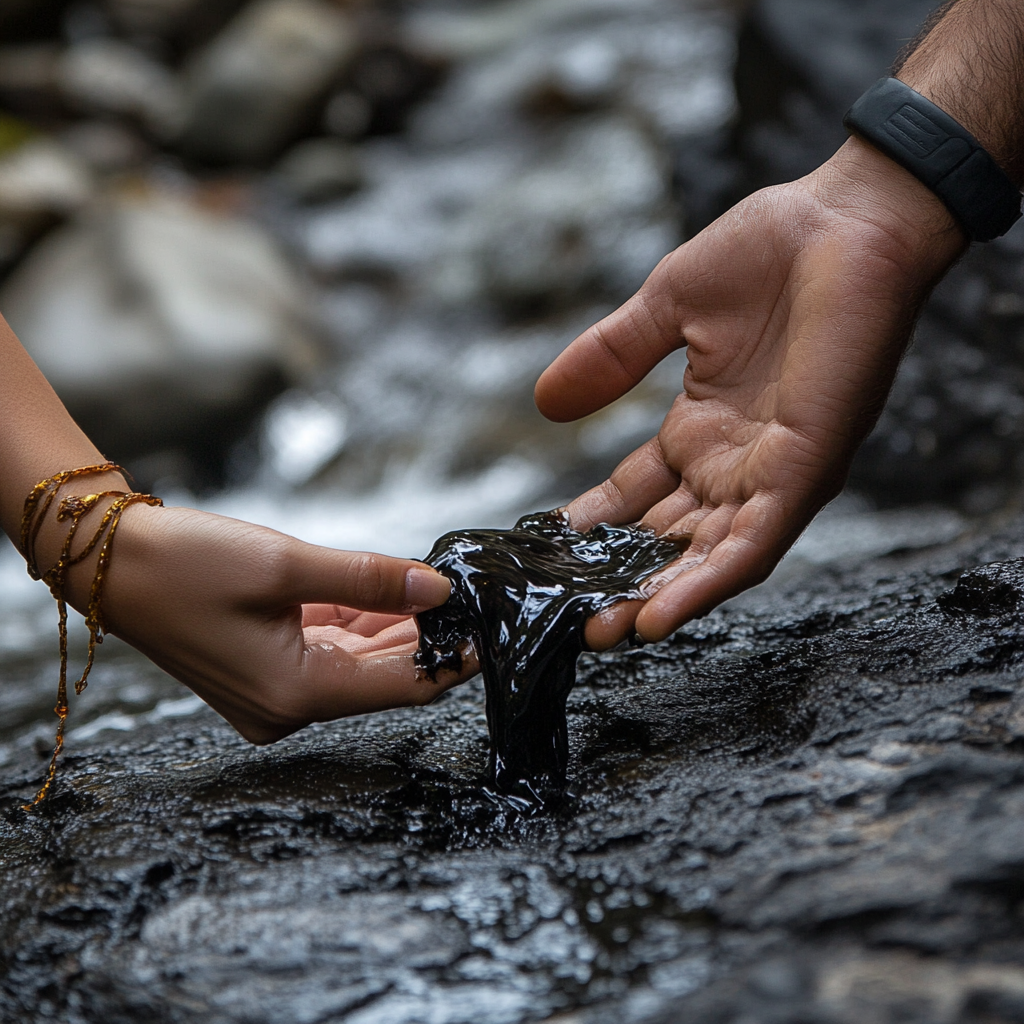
[5,0,1024,1020]
[5,512,1024,1024]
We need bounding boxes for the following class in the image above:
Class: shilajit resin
[416,510,682,806]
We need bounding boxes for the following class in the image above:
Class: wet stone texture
[5,518,1024,1023]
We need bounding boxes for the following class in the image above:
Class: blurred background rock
[0,0,1013,556]
[0,0,1016,526]
[8,4,1024,1022]
[0,0,731,504]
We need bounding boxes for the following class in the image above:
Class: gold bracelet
[19,464,163,808]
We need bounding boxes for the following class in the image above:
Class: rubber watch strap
[843,77,1022,243]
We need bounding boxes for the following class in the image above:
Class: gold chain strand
[20,463,123,578]
[19,466,162,808]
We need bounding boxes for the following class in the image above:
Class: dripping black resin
[416,511,682,805]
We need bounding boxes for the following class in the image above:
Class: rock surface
[103,0,246,53]
[0,0,68,43]
[57,38,184,137]
[4,514,1024,1023]
[0,135,93,268]
[732,0,939,194]
[273,137,364,205]
[0,186,318,477]
[178,0,358,165]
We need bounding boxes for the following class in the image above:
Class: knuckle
[349,552,396,606]
[594,479,627,519]
[253,535,301,599]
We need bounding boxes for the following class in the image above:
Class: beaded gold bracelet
[20,463,162,808]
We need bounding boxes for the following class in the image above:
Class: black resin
[416,510,682,805]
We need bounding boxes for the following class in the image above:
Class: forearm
[895,0,1024,184]
[0,315,127,557]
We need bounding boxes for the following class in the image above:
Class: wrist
[15,462,161,807]
[810,136,968,277]
[20,467,134,612]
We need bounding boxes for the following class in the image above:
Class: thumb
[279,542,451,614]
[534,256,684,422]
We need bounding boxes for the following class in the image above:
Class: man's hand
[536,138,966,648]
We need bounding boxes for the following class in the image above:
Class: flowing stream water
[0,0,975,778]
[9,5,1024,1022]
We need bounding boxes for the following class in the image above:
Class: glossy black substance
[416,510,682,805]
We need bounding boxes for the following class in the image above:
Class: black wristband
[843,77,1022,243]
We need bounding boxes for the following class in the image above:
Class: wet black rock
[102,0,248,56]
[0,0,70,44]
[5,513,1024,1022]
[856,231,1024,510]
[732,0,939,195]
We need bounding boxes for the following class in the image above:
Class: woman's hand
[0,314,470,745]
[537,139,967,648]
[71,502,470,744]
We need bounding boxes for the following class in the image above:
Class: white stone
[1,187,319,444]
[0,136,93,218]
[57,39,185,137]
[179,0,358,164]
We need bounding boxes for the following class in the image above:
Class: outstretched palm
[535,141,964,645]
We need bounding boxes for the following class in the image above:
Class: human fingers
[582,500,742,650]
[580,502,706,651]
[304,620,420,655]
[634,494,791,641]
[642,492,710,537]
[342,611,414,636]
[534,259,684,422]
[583,600,641,651]
[300,604,410,634]
[565,438,681,530]
[280,542,451,614]
[302,603,354,627]
[297,630,469,721]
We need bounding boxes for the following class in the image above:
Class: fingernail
[405,567,451,610]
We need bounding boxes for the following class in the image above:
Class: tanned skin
[895,0,1024,183]
[535,0,1024,649]
[3,2,1022,742]
[0,316,469,745]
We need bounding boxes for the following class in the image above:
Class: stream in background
[0,0,1008,769]
[0,0,736,765]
